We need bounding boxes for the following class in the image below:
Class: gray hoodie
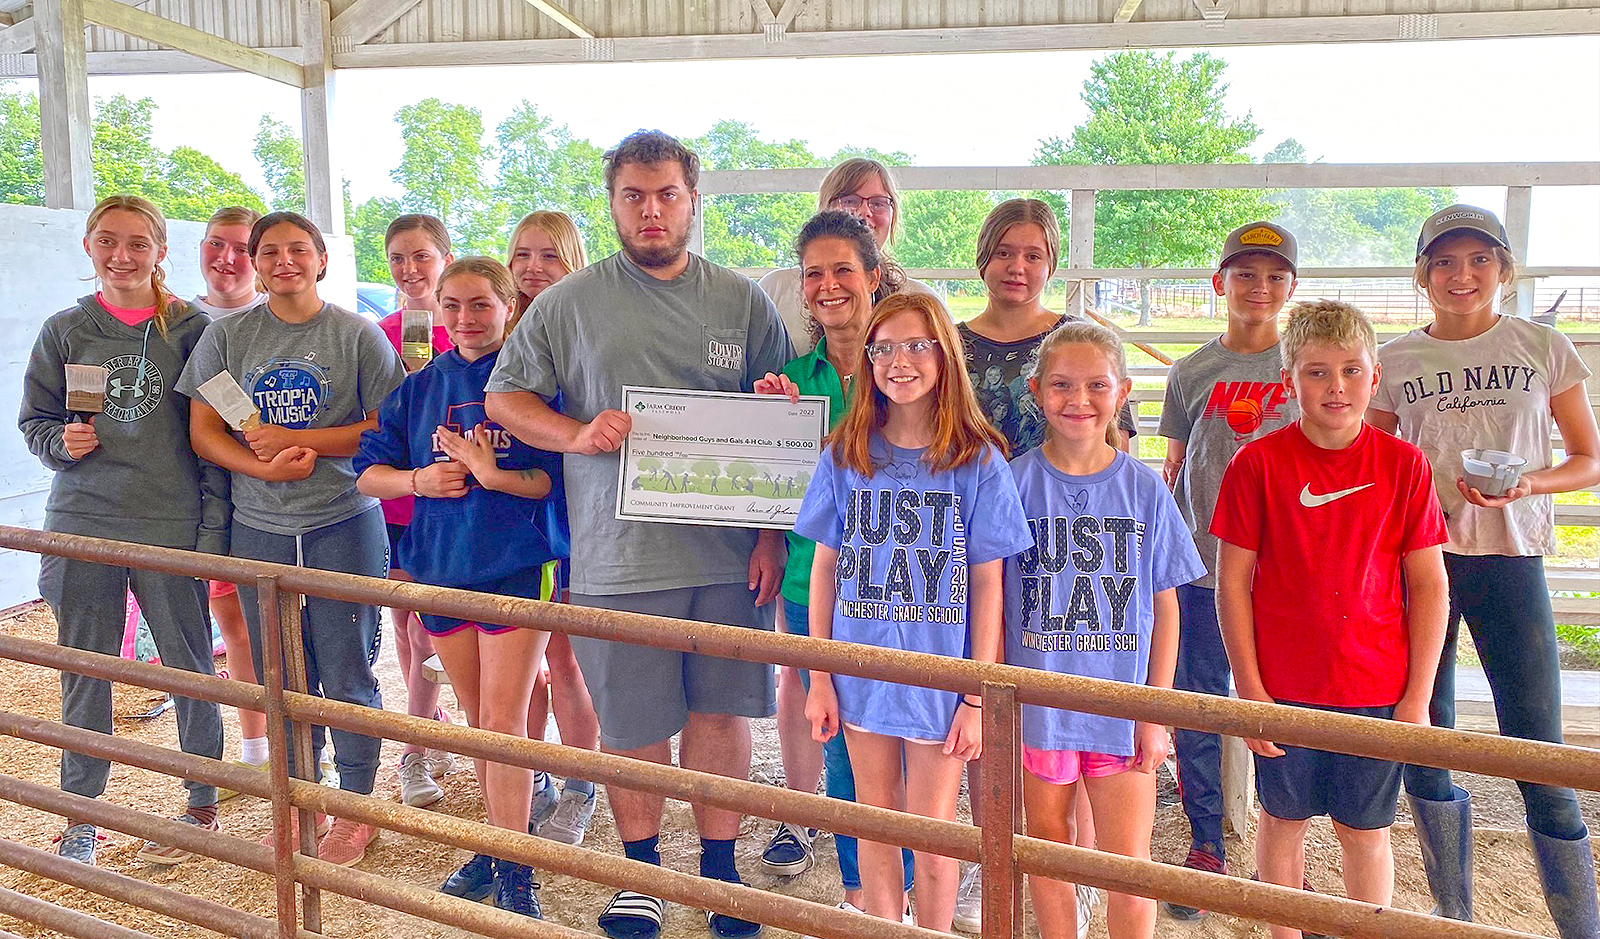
[20,295,228,552]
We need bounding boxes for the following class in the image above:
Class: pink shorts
[207,580,237,600]
[1022,745,1134,785]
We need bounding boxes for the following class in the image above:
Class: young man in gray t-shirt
[1157,222,1299,919]
[487,131,788,938]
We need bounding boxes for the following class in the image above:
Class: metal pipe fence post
[253,576,301,939]
[979,681,1021,939]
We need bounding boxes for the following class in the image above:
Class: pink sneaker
[318,818,378,867]
[260,812,329,849]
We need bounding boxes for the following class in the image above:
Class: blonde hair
[1028,320,1129,448]
[438,256,518,338]
[506,210,588,324]
[1281,299,1377,370]
[976,198,1061,278]
[830,293,1006,476]
[818,158,904,246]
[86,195,173,338]
[206,205,262,231]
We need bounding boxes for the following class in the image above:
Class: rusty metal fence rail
[0,525,1592,939]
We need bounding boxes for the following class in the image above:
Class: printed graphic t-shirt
[1158,338,1297,586]
[1210,423,1447,707]
[1372,315,1590,556]
[487,251,790,596]
[959,318,1137,457]
[1006,448,1204,754]
[793,438,1033,741]
[178,303,406,535]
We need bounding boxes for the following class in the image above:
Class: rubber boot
[1529,826,1600,939]
[1406,786,1474,921]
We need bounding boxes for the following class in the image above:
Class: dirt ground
[0,602,1595,939]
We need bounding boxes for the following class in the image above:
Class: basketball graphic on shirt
[1226,397,1264,435]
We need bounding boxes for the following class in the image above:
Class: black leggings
[1402,554,1586,840]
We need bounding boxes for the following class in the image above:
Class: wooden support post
[35,0,94,209]
[1221,726,1254,836]
[1068,189,1096,319]
[298,0,342,234]
[979,681,1022,939]
[1503,185,1534,319]
[689,192,705,257]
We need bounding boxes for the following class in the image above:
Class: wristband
[958,696,982,710]
[410,467,421,497]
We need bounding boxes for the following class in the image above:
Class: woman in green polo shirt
[755,210,916,918]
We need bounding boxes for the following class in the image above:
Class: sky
[44,34,1600,264]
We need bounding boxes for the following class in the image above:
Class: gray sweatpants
[40,555,223,808]
[232,507,387,795]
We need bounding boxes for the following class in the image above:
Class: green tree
[1035,51,1275,323]
[0,82,43,205]
[392,98,493,251]
[347,194,403,282]
[92,95,170,202]
[896,189,996,272]
[162,146,265,221]
[1263,138,1454,265]
[253,116,305,212]
[686,121,820,268]
[493,102,615,260]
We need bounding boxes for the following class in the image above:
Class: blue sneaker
[440,853,497,902]
[493,859,544,919]
[529,773,559,833]
[56,823,97,865]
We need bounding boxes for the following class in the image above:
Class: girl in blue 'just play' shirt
[355,257,562,921]
[793,292,1033,932]
[1004,322,1204,939]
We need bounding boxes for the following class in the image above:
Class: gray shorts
[570,583,776,750]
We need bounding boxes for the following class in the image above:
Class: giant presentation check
[615,386,830,529]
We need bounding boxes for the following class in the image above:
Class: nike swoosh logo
[1299,483,1374,507]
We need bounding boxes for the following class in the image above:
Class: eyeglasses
[831,194,895,215]
[865,338,939,364]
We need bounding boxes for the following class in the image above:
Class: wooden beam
[698,162,1600,194]
[329,0,425,46]
[1114,0,1144,24]
[79,0,303,86]
[0,47,304,76]
[774,0,804,29]
[298,0,342,234]
[35,0,94,210]
[518,0,593,39]
[748,0,776,27]
[334,9,1600,68]
[0,19,36,54]
[0,12,14,27]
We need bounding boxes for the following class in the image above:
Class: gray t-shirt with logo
[178,303,406,536]
[1159,338,1298,587]
[488,251,790,596]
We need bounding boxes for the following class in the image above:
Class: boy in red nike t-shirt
[1211,300,1448,939]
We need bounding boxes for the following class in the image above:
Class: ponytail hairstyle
[1028,320,1130,449]
[385,213,452,256]
[829,292,1006,476]
[506,210,587,324]
[86,195,173,338]
[437,256,518,338]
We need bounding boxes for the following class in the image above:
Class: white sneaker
[398,752,444,808]
[540,786,597,845]
[1076,888,1092,939]
[804,900,912,939]
[953,863,982,932]
[422,748,456,778]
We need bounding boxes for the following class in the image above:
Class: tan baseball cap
[1218,222,1298,273]
[1416,204,1509,259]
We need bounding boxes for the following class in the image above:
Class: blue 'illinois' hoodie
[355,347,565,587]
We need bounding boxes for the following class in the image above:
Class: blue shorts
[419,560,561,638]
[1254,700,1401,831]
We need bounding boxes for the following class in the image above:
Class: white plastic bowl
[1460,448,1527,497]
